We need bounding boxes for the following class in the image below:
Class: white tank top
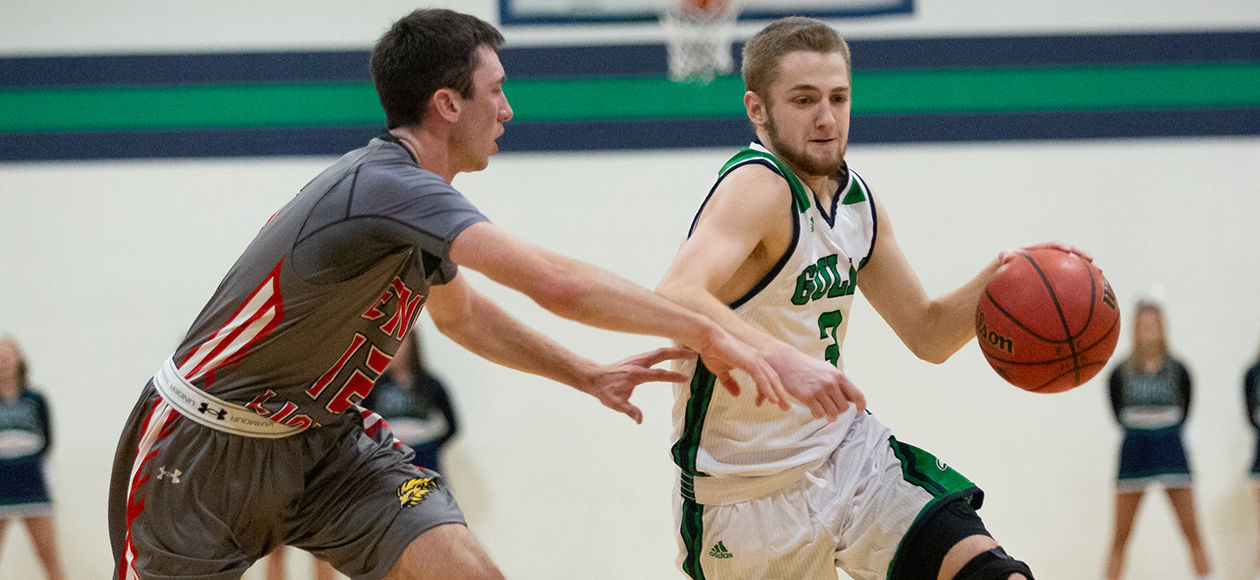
[671,143,877,504]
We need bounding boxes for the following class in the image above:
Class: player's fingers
[716,371,741,398]
[632,346,695,367]
[754,363,788,410]
[997,248,1022,264]
[631,368,689,384]
[841,380,866,413]
[818,393,843,422]
[601,391,643,424]
[741,364,777,407]
[802,397,826,420]
[617,402,643,424]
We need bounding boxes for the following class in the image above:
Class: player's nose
[500,95,513,122]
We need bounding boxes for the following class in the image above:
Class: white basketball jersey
[672,143,877,504]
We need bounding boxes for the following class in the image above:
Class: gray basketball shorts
[108,382,465,580]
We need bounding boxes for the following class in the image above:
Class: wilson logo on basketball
[397,477,439,508]
[975,311,1014,354]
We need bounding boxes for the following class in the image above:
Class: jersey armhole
[855,172,878,271]
[721,160,802,310]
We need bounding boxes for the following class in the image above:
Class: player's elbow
[916,349,952,365]
[905,337,954,365]
[527,270,589,318]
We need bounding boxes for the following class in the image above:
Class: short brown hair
[370,9,505,129]
[741,17,851,100]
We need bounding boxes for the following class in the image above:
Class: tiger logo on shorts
[397,476,439,508]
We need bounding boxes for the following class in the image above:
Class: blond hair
[741,17,851,101]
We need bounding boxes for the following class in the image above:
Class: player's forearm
[656,280,787,357]
[527,256,728,355]
[915,256,1003,363]
[436,291,600,389]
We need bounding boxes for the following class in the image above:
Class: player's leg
[937,535,1029,580]
[1165,486,1211,578]
[265,546,287,580]
[382,523,503,580]
[1255,484,1260,579]
[316,558,336,580]
[849,424,1034,580]
[23,514,66,580]
[1104,490,1143,580]
[893,498,1032,580]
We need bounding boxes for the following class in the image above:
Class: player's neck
[389,127,458,183]
[758,140,839,206]
[0,377,19,400]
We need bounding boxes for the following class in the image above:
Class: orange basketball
[975,247,1121,393]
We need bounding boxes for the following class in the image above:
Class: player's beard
[764,111,846,178]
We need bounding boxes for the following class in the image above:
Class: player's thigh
[676,481,838,580]
[382,523,503,580]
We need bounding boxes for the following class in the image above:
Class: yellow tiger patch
[397,477,439,508]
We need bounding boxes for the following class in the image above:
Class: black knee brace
[953,547,1034,580]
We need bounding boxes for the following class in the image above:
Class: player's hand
[1000,242,1094,265]
[694,329,788,411]
[578,346,692,424]
[763,343,866,422]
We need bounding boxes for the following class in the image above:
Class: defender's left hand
[579,346,693,423]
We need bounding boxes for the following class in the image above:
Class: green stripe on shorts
[679,497,707,580]
[886,436,985,580]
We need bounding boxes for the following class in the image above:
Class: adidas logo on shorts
[709,541,733,559]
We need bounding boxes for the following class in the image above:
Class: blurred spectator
[361,328,458,473]
[1245,336,1260,580]
[0,335,65,580]
[1104,300,1212,580]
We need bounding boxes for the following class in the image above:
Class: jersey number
[818,310,843,367]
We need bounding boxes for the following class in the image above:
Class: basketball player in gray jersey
[655,17,1083,580]
[107,9,803,580]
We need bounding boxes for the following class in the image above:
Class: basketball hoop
[659,0,741,84]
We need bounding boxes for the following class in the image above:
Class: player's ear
[745,91,767,127]
[429,88,463,123]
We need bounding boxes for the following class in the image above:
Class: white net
[660,0,741,84]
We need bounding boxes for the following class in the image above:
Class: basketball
[975,247,1121,393]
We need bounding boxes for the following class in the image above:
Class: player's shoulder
[706,162,798,223]
[355,140,460,197]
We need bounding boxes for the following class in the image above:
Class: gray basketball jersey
[170,136,487,431]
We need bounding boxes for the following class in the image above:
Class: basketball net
[659,0,741,84]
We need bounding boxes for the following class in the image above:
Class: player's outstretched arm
[446,221,785,408]
[427,274,691,423]
[656,165,865,421]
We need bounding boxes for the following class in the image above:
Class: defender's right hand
[762,344,866,421]
[696,329,789,410]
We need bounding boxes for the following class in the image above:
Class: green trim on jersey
[841,176,868,205]
[886,436,985,580]
[718,147,812,214]
[672,358,717,480]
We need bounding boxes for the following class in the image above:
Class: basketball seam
[982,289,1063,344]
[1021,252,1082,385]
[982,316,1119,366]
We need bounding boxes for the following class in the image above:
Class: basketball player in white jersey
[656,17,1067,580]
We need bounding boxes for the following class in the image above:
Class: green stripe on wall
[3,62,1259,133]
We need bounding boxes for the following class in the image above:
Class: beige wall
[3,1,1260,579]
[3,138,1260,580]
